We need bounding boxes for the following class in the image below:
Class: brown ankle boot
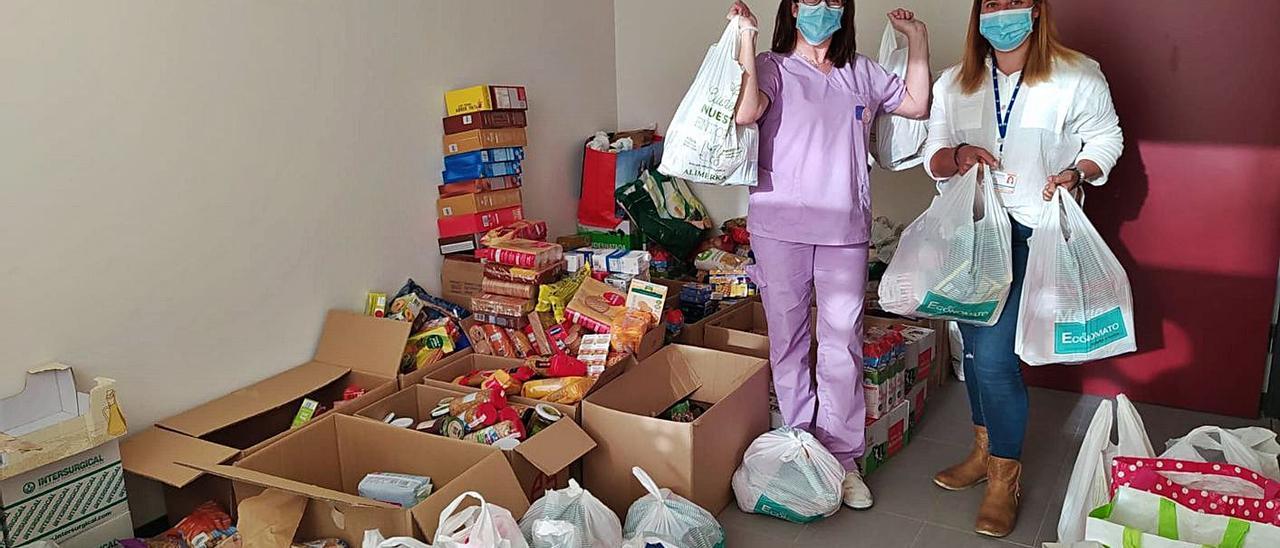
[933,426,989,490]
[975,456,1022,538]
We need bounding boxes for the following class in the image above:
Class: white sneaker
[842,470,874,509]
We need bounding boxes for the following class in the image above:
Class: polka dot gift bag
[1112,456,1280,526]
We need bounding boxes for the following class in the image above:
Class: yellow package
[521,376,594,405]
[610,308,653,354]
[536,266,590,323]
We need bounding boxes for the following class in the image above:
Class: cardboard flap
[651,349,702,415]
[159,361,350,437]
[513,418,596,476]
[314,310,411,378]
[182,462,397,509]
[587,347,700,416]
[121,427,239,487]
[0,364,81,435]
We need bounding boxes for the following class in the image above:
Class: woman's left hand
[1044,170,1080,201]
[888,8,926,36]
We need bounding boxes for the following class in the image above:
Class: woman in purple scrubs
[729,0,931,509]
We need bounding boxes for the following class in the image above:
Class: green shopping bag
[614,170,711,260]
[1085,487,1268,547]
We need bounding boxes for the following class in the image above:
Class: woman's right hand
[728,1,759,30]
[955,144,999,175]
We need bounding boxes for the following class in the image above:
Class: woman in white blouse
[922,0,1123,538]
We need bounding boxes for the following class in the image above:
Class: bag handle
[1156,497,1179,540]
[437,491,488,530]
[1220,519,1251,548]
[632,467,665,501]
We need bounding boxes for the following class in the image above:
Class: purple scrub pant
[751,235,869,471]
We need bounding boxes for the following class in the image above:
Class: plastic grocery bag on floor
[658,16,759,186]
[1086,486,1280,547]
[519,479,623,548]
[528,521,579,548]
[622,467,725,548]
[878,167,1013,325]
[1016,188,1136,365]
[1059,394,1155,543]
[1163,426,1280,482]
[362,530,432,548]
[870,23,927,172]
[435,492,530,548]
[731,427,843,523]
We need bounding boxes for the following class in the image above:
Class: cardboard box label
[1,441,128,547]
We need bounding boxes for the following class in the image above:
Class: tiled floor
[718,378,1274,547]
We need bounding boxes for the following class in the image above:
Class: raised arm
[887,8,931,120]
[729,1,770,125]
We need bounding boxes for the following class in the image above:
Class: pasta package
[521,376,595,405]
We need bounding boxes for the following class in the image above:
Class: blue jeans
[960,219,1033,460]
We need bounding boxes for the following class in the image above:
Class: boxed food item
[445,85,528,116]
[485,220,548,243]
[484,261,563,285]
[443,128,528,156]
[859,399,910,476]
[443,147,525,171]
[470,312,528,330]
[2,365,132,548]
[475,239,563,269]
[438,233,484,256]
[121,311,410,522]
[437,188,523,218]
[441,255,485,306]
[564,276,629,334]
[581,345,770,516]
[439,175,522,198]
[356,384,595,501]
[907,381,928,435]
[442,160,522,184]
[443,109,528,135]
[471,294,534,317]
[437,205,524,239]
[184,415,529,545]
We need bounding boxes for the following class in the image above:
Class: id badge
[990,170,1018,194]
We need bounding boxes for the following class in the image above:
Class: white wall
[0,0,617,524]
[614,0,973,226]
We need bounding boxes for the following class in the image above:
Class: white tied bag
[519,479,623,548]
[878,167,1014,325]
[731,427,844,522]
[1016,188,1136,365]
[1058,394,1155,543]
[434,492,530,548]
[1162,426,1280,483]
[622,467,724,548]
[870,23,927,171]
[658,17,759,186]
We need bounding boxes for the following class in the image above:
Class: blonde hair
[958,0,1083,94]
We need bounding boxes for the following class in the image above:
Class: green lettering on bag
[1054,307,1128,355]
[753,495,823,524]
[916,292,998,322]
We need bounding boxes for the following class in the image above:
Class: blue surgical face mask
[796,3,844,46]
[979,7,1034,52]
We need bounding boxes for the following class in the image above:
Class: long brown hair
[958,0,1082,94]
[771,0,858,68]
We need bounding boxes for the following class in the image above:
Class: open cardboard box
[2,365,131,548]
[581,345,769,516]
[420,353,634,421]
[355,383,596,501]
[121,310,410,521]
[702,301,817,361]
[185,414,529,545]
[649,279,758,347]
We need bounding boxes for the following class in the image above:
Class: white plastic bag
[519,479,623,548]
[949,321,965,382]
[529,520,580,548]
[435,492,530,548]
[1058,394,1154,543]
[870,23,927,172]
[1016,189,1136,365]
[623,467,724,548]
[1162,426,1280,481]
[362,530,432,548]
[879,168,1013,325]
[658,16,758,186]
[731,427,843,522]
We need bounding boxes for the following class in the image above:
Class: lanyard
[991,56,1024,158]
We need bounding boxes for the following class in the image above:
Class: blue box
[444,147,525,171]
[442,161,522,183]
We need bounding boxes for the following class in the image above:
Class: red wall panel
[1020,1,1280,417]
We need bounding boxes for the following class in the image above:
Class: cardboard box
[581,345,770,516]
[443,110,527,135]
[439,175,522,198]
[437,206,524,239]
[445,85,527,117]
[1,365,130,548]
[437,188,523,218]
[859,399,910,476]
[867,313,948,388]
[58,510,134,548]
[907,381,928,436]
[355,384,596,501]
[442,128,528,156]
[188,414,529,545]
[421,354,632,421]
[702,302,816,360]
[441,255,485,307]
[121,310,409,521]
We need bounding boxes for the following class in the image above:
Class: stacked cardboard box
[438,85,530,255]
